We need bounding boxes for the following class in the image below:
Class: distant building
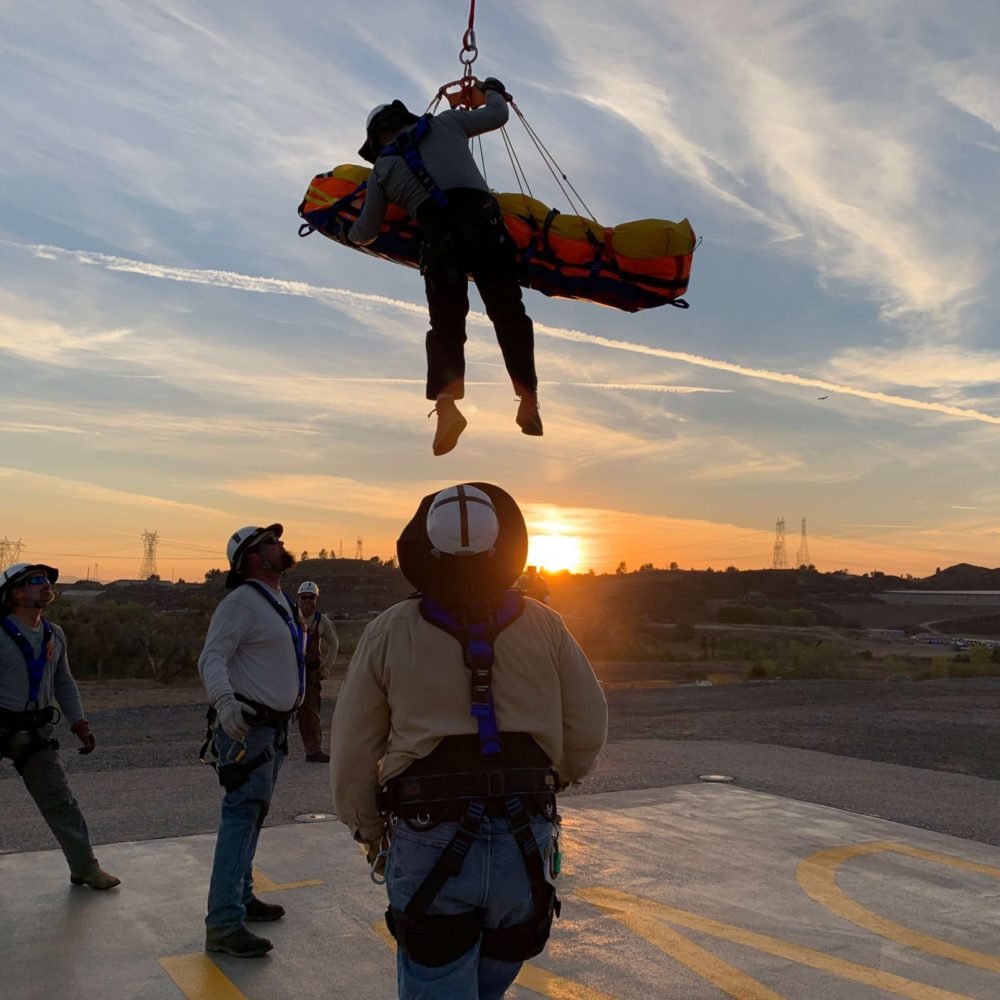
[879,590,1000,606]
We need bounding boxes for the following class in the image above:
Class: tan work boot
[429,396,467,456]
[516,393,544,437]
[70,863,121,890]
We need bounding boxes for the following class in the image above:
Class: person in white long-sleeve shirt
[198,523,304,959]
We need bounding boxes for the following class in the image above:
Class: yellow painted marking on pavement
[158,954,248,1000]
[252,867,323,893]
[798,841,1000,973]
[580,887,976,1000]
[576,897,785,1000]
[515,964,619,1000]
[370,920,619,1000]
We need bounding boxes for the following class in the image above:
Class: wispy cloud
[15,241,1000,426]
[526,0,989,323]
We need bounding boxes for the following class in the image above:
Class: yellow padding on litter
[495,193,550,226]
[549,213,605,244]
[612,218,696,259]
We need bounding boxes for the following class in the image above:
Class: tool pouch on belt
[385,906,483,968]
[216,745,276,793]
[481,881,561,962]
[1,707,59,774]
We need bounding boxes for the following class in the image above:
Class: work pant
[206,725,285,934]
[387,813,554,1000]
[297,665,323,756]
[419,193,537,402]
[1,729,97,877]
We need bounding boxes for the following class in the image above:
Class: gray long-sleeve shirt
[198,583,302,712]
[348,90,509,246]
[0,617,85,724]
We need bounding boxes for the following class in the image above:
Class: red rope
[468,0,476,33]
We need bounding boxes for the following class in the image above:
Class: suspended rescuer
[348,79,543,457]
[198,524,305,958]
[295,580,339,763]
[331,483,607,999]
[0,563,120,890]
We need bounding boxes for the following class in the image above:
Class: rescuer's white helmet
[0,562,59,603]
[297,580,320,597]
[225,524,283,588]
[426,485,499,557]
[366,103,391,128]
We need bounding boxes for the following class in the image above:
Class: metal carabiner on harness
[370,832,390,885]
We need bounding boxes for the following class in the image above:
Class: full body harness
[381,589,561,967]
[0,617,60,774]
[199,582,306,793]
[379,115,506,273]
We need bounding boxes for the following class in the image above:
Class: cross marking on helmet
[431,484,493,548]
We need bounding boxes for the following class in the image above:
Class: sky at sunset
[1,1,999,581]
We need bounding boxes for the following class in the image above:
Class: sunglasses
[24,575,50,586]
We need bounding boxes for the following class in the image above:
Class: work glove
[71,719,96,755]
[215,694,255,741]
[481,77,509,100]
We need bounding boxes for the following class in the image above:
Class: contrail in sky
[17,241,1000,426]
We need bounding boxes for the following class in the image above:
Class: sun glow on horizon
[527,533,584,574]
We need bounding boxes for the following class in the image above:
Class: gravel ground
[3,678,1000,852]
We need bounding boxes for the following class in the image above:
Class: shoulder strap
[419,590,525,757]
[1,617,53,707]
[243,582,306,699]
[380,115,449,209]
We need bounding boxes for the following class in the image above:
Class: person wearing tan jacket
[331,483,607,999]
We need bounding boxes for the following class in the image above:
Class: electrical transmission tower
[771,518,788,570]
[796,518,811,568]
[354,537,364,560]
[0,537,25,571]
[139,530,159,580]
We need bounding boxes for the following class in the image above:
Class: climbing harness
[380,590,561,967]
[0,617,60,773]
[197,582,304,792]
[244,580,306,702]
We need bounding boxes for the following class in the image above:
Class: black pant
[418,191,537,401]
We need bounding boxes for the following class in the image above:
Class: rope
[477,134,488,187]
[500,126,531,199]
[510,102,598,223]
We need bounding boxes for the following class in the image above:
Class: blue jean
[387,812,554,1000]
[205,725,285,933]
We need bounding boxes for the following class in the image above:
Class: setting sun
[527,533,583,574]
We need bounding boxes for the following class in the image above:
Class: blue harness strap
[244,582,306,700]
[380,116,450,209]
[419,589,525,756]
[1,616,54,708]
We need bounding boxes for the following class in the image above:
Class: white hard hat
[366,103,391,128]
[426,485,499,557]
[0,562,59,602]
[225,524,282,588]
[297,580,319,597]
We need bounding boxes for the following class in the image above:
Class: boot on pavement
[70,863,121,890]
[205,924,273,957]
[245,896,286,922]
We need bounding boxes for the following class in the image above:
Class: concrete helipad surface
[3,783,999,999]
